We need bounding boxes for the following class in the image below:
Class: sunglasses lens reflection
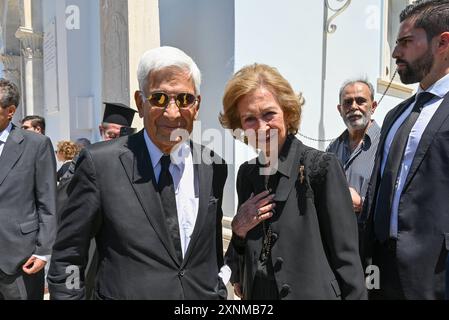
[148,92,196,109]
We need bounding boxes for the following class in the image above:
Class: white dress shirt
[143,131,231,284]
[0,122,47,262]
[0,122,12,157]
[381,73,449,238]
[144,131,199,257]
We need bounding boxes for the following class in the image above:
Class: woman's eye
[264,112,275,119]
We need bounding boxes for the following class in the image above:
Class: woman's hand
[231,190,276,239]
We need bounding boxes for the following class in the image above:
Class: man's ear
[437,32,449,52]
[194,95,201,120]
[437,32,449,61]
[36,126,42,134]
[135,91,145,118]
[7,105,16,120]
[371,101,378,114]
[337,104,342,115]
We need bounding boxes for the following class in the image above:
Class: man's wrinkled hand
[22,256,46,275]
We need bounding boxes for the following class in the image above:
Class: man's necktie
[374,92,435,242]
[158,155,183,262]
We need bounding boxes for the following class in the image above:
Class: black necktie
[158,155,183,262]
[374,92,435,242]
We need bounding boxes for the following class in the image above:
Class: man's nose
[164,99,181,119]
[350,100,359,109]
[392,45,400,59]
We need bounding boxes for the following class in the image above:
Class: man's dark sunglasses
[146,92,198,109]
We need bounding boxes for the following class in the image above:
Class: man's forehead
[148,67,193,88]
[397,18,423,38]
[342,83,370,96]
[103,123,123,130]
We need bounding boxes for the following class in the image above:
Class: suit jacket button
[271,232,279,242]
[273,257,284,272]
[179,270,185,277]
[280,284,291,298]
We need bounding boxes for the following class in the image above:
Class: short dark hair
[339,79,375,104]
[400,0,449,41]
[0,78,20,109]
[75,138,91,149]
[22,115,46,135]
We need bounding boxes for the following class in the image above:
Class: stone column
[127,0,160,130]
[0,54,24,120]
[15,27,44,116]
[100,0,130,106]
[100,0,160,130]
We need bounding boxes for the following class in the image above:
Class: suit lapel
[377,96,416,163]
[182,143,213,266]
[272,136,301,203]
[119,131,180,266]
[0,125,24,187]
[403,93,449,192]
[369,96,416,197]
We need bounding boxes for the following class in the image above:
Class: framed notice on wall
[44,18,60,114]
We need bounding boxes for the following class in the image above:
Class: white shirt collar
[143,130,190,171]
[0,122,13,144]
[418,72,449,98]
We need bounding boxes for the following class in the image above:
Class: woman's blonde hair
[219,63,304,134]
[56,140,79,161]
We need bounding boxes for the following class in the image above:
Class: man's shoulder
[14,126,51,146]
[326,131,347,153]
[86,135,129,156]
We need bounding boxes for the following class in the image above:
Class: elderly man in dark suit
[0,79,57,299]
[48,46,229,299]
[361,0,449,299]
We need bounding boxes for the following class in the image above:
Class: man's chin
[398,71,421,85]
[348,122,368,131]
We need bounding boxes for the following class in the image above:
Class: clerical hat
[102,102,137,127]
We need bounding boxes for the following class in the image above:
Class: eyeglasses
[146,92,198,110]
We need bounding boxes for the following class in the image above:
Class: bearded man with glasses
[48,46,229,300]
[326,79,380,216]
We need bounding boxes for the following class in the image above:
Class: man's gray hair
[0,78,20,108]
[137,46,201,95]
[338,79,375,104]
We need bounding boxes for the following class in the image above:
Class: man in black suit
[361,0,449,299]
[0,79,57,299]
[48,46,228,299]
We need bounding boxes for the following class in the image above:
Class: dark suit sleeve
[226,164,251,285]
[359,107,396,264]
[311,152,367,300]
[48,149,101,300]
[214,160,228,270]
[229,163,251,255]
[34,137,57,256]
